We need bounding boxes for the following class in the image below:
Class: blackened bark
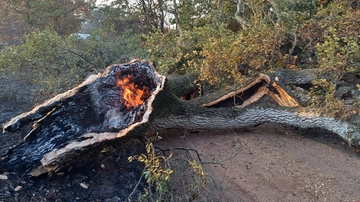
[1,60,165,176]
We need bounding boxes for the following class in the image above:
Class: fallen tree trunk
[1,60,360,176]
[151,104,360,148]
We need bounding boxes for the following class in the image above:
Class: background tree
[0,1,24,43]
[2,0,93,37]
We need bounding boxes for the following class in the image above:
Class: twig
[154,146,203,163]
[125,168,145,201]
[235,0,247,30]
[62,38,101,72]
[202,149,241,165]
[287,24,299,64]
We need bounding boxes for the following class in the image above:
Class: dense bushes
[0,29,146,96]
[0,0,358,105]
[146,0,359,89]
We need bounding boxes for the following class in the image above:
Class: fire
[117,74,150,109]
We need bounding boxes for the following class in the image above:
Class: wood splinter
[201,74,300,108]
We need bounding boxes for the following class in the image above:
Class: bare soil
[155,126,360,202]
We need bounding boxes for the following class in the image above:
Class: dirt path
[156,124,360,202]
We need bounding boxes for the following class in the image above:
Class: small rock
[334,86,351,98]
[301,95,311,102]
[350,90,360,101]
[0,174,8,180]
[294,86,305,94]
[80,182,88,189]
[14,186,22,192]
[344,99,355,105]
[101,164,105,169]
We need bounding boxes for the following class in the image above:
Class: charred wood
[1,60,165,176]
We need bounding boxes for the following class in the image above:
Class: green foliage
[188,24,240,85]
[128,136,174,201]
[145,29,196,75]
[2,0,91,36]
[302,0,360,117]
[193,23,286,85]
[97,1,140,34]
[146,0,310,87]
[309,8,360,117]
[97,0,165,34]
[147,23,286,86]
[0,1,23,42]
[314,0,352,23]
[0,28,147,96]
[307,78,343,116]
[272,0,316,29]
[298,0,359,65]
[73,28,147,69]
[316,27,360,79]
[127,134,207,201]
[0,29,83,95]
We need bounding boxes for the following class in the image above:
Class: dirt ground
[1,120,360,201]
[155,126,360,202]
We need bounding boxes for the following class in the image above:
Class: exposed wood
[266,82,300,107]
[200,74,299,108]
[201,74,271,108]
[1,61,360,177]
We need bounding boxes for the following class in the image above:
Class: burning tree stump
[1,60,165,176]
[1,60,360,176]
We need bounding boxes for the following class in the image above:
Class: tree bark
[150,68,360,150]
[1,60,360,176]
[151,103,360,148]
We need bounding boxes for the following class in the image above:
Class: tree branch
[235,0,247,30]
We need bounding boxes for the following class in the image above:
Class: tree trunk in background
[235,0,247,30]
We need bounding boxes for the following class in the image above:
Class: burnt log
[1,60,165,176]
[1,60,360,176]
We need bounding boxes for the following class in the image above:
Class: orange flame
[117,75,150,109]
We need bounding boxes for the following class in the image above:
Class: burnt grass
[0,78,148,202]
